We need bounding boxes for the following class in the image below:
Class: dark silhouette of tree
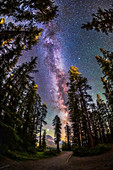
[0,0,57,154]
[82,5,113,142]
[81,6,113,34]
[39,103,47,148]
[0,56,40,153]
[95,49,113,112]
[42,130,46,150]
[96,94,108,143]
[0,0,57,22]
[67,66,94,147]
[95,49,113,139]
[64,123,71,150]
[0,0,57,51]
[52,115,62,152]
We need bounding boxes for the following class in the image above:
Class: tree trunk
[39,123,42,148]
[79,87,94,147]
[57,142,59,152]
[67,135,71,150]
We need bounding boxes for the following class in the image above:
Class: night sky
[19,0,113,139]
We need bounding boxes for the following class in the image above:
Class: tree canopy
[82,6,113,34]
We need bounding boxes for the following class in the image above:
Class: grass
[6,149,59,161]
[73,144,112,157]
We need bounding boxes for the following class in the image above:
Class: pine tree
[0,0,57,49]
[95,49,113,139]
[53,115,62,152]
[0,0,57,22]
[95,49,113,112]
[0,56,43,153]
[82,6,113,141]
[0,0,56,154]
[67,67,81,146]
[67,66,94,147]
[38,103,47,148]
[81,6,113,34]
[96,94,108,143]
[42,130,46,150]
[64,123,71,150]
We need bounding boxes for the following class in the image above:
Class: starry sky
[19,0,113,139]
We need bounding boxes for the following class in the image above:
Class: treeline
[0,0,57,154]
[63,6,113,149]
[66,64,112,148]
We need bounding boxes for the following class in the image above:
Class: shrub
[62,142,71,151]
[73,147,89,157]
[44,150,58,156]
[73,144,111,157]
[37,148,44,152]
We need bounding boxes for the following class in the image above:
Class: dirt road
[66,149,113,170]
[2,152,72,170]
[1,149,113,170]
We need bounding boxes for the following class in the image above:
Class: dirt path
[66,149,113,170]
[1,149,113,170]
[0,152,72,170]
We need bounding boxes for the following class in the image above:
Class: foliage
[64,123,71,150]
[0,0,57,23]
[73,144,111,157]
[95,49,113,112]
[0,0,57,49]
[42,130,47,150]
[67,66,94,148]
[0,0,56,155]
[81,5,113,143]
[81,6,113,34]
[62,141,71,151]
[44,149,58,156]
[6,149,59,161]
[95,49,113,140]
[38,103,47,148]
[53,115,62,152]
[6,150,58,161]
[0,57,42,154]
[67,65,113,148]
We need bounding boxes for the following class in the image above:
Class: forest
[0,0,113,160]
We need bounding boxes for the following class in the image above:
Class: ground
[0,149,113,170]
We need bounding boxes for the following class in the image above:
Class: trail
[0,152,72,170]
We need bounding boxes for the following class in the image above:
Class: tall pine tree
[53,115,62,152]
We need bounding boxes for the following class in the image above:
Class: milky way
[42,22,68,123]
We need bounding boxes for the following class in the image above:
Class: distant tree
[52,115,62,152]
[42,130,46,150]
[64,123,71,150]
[62,141,68,151]
[39,103,47,148]
[81,6,113,34]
